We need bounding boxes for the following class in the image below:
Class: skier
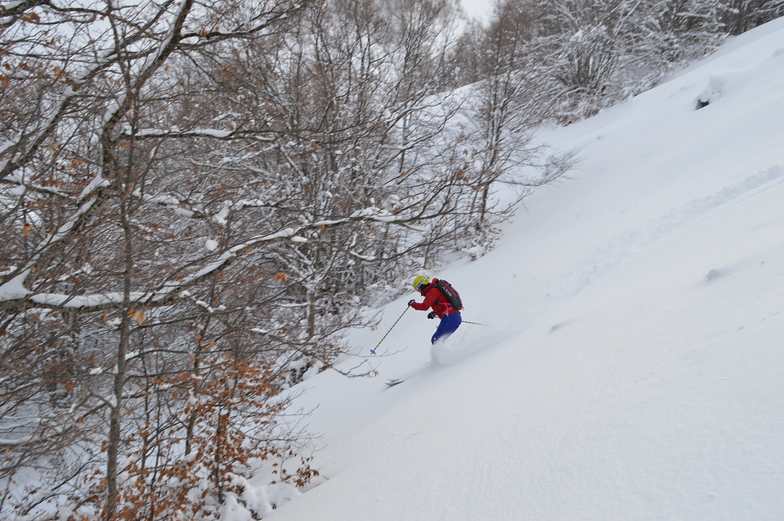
[408,275,463,344]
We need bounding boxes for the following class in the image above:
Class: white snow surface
[260,20,784,521]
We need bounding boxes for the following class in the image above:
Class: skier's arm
[410,288,439,311]
[410,300,428,311]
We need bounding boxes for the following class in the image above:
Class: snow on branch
[127,127,277,141]
[0,207,414,312]
[0,435,33,447]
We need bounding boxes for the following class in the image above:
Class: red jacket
[410,279,460,318]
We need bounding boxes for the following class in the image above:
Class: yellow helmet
[412,275,430,291]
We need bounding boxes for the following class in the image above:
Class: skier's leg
[431,313,462,344]
[443,313,462,338]
[431,317,448,344]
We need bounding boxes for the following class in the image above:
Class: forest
[1,0,782,519]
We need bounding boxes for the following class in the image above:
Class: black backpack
[433,279,463,311]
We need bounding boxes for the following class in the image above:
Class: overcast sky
[460,0,492,21]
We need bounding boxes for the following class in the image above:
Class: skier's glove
[427,312,436,319]
[408,299,416,307]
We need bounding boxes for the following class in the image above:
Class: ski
[385,379,404,387]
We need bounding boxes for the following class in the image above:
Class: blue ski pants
[432,313,462,344]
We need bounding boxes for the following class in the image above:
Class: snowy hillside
[262,18,784,521]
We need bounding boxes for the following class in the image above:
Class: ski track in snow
[548,164,784,300]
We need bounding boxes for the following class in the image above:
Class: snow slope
[263,18,784,521]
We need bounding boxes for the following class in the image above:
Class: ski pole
[462,320,487,326]
[370,306,410,355]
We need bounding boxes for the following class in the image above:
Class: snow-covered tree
[0,0,326,518]
[0,0,518,517]
[715,0,784,34]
